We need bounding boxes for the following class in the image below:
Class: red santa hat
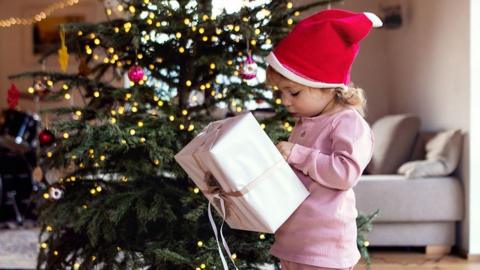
[266,9,382,89]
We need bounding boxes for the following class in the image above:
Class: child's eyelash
[291,91,300,96]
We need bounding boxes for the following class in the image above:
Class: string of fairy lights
[0,0,80,28]
[29,0,296,140]
[35,1,296,185]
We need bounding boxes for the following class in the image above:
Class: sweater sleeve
[287,112,373,190]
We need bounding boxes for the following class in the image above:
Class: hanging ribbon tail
[218,196,239,270]
[208,198,230,270]
[208,194,239,270]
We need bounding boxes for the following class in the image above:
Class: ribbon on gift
[191,120,284,270]
[204,174,235,218]
[207,190,239,270]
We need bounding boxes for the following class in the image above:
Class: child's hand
[276,141,294,160]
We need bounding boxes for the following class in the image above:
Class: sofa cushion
[366,114,420,174]
[408,132,437,161]
[398,129,463,178]
[364,222,456,246]
[354,175,464,222]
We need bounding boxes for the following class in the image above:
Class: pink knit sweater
[270,108,374,268]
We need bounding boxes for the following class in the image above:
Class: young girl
[265,9,382,270]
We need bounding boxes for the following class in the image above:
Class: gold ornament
[58,30,69,72]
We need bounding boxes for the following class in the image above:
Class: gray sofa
[353,114,464,255]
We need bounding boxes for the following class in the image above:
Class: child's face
[272,78,335,118]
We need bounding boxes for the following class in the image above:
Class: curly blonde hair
[266,66,368,117]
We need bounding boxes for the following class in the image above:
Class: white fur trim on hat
[265,53,346,89]
[364,12,383,28]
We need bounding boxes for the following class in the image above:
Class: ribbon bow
[205,174,244,218]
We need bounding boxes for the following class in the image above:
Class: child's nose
[281,97,292,106]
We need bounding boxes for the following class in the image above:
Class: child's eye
[291,91,300,96]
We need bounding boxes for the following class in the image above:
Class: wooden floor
[357,249,480,270]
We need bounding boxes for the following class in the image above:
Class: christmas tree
[9,0,377,269]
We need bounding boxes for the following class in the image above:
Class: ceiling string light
[0,0,80,28]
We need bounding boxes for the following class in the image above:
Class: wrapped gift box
[174,112,309,233]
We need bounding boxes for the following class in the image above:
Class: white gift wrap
[175,112,310,233]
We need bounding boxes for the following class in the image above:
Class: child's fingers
[275,143,287,159]
[275,142,283,151]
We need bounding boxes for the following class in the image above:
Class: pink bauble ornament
[240,55,258,80]
[128,65,145,83]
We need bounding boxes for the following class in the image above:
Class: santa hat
[266,9,382,89]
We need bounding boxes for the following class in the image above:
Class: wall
[385,0,469,132]
[383,0,472,254]
[0,0,105,113]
